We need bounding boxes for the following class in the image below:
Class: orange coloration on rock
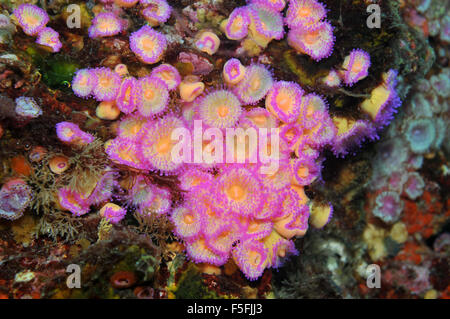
[11,155,32,176]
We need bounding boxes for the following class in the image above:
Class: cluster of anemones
[71,63,179,119]
[221,0,335,59]
[13,4,62,52]
[60,0,403,280]
[222,1,285,48]
[330,67,402,157]
[84,55,337,280]
[88,1,170,64]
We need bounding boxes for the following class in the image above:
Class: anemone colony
[2,0,406,282]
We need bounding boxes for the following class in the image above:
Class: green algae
[28,48,80,91]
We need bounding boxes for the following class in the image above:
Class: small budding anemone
[280,123,303,148]
[141,0,172,26]
[224,7,251,40]
[171,206,202,240]
[13,4,49,36]
[92,68,122,102]
[139,116,187,174]
[130,25,167,64]
[116,77,139,114]
[290,157,320,186]
[36,27,62,52]
[223,58,246,85]
[88,12,124,38]
[321,69,341,87]
[287,21,334,61]
[265,81,304,124]
[233,64,273,104]
[340,49,371,86]
[232,239,269,280]
[72,69,98,98]
[136,76,169,117]
[56,122,95,146]
[150,64,181,91]
[100,203,127,224]
[217,167,263,217]
[285,0,326,28]
[197,89,242,129]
